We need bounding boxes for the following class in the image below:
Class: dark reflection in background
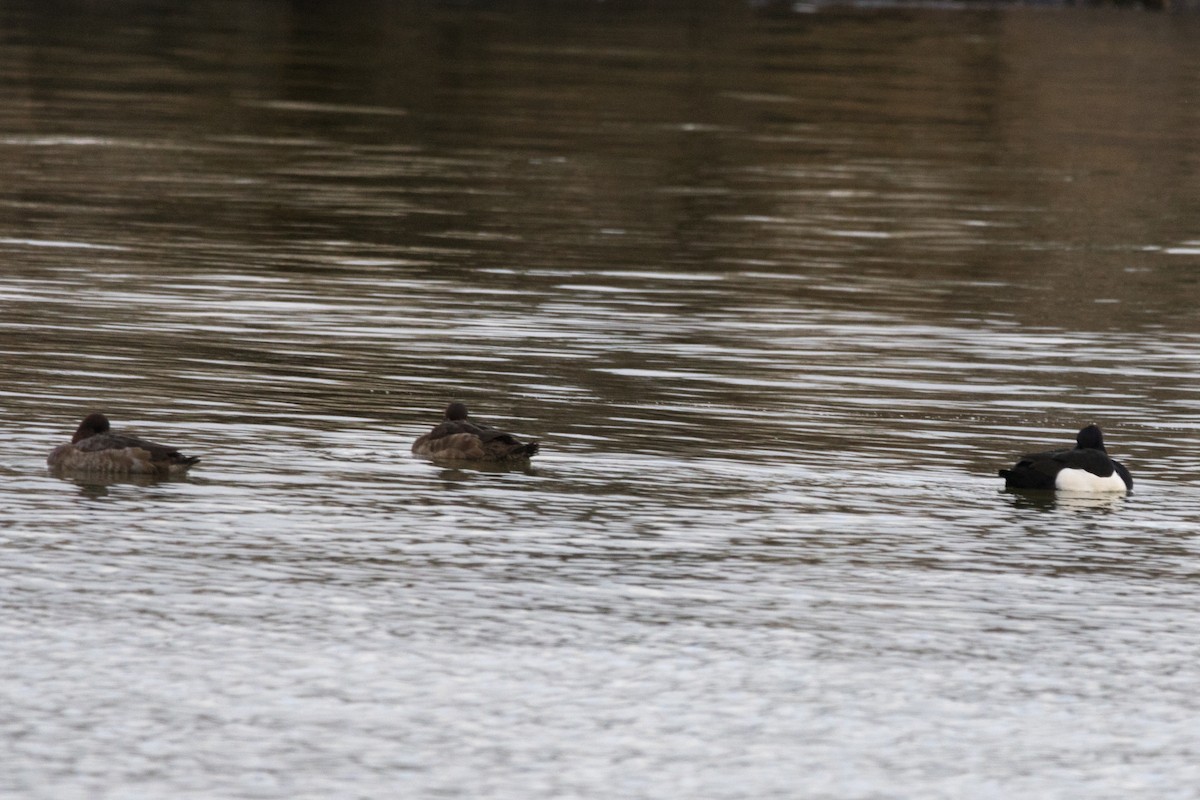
[3,3,1200,465]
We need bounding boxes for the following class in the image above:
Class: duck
[999,424,1131,492]
[47,412,201,475]
[412,401,539,462]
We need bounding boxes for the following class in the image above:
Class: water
[3,2,1200,798]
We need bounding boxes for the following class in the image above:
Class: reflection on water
[1001,487,1130,514]
[3,2,1200,799]
[50,471,195,501]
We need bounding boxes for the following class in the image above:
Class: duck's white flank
[1054,468,1128,493]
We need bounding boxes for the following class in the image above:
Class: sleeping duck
[412,401,539,462]
[999,424,1131,492]
[47,412,201,476]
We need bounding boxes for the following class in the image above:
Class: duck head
[1076,424,1105,451]
[73,412,111,443]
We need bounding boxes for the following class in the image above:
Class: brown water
[3,2,1200,798]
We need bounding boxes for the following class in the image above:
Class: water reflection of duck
[412,402,539,462]
[999,424,1132,492]
[47,412,201,476]
[1003,488,1128,513]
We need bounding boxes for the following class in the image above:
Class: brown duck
[412,402,539,462]
[47,412,201,476]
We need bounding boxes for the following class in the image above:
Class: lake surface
[3,2,1200,798]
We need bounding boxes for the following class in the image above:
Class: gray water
[3,2,1200,798]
